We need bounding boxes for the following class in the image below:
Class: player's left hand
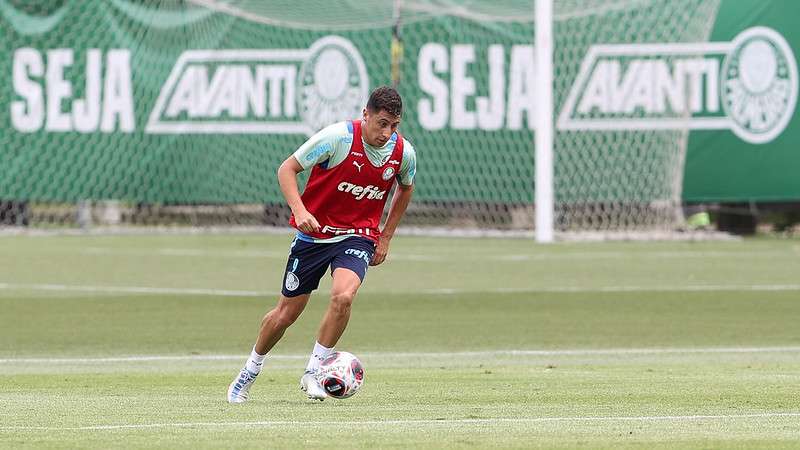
[371,236,391,266]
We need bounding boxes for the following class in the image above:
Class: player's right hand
[294,210,321,234]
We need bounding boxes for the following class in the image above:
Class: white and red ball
[315,351,365,399]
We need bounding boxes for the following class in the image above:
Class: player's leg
[317,268,362,347]
[228,237,329,404]
[299,268,363,401]
[301,237,375,400]
[317,237,374,349]
[255,293,310,355]
[305,238,374,370]
[228,294,310,404]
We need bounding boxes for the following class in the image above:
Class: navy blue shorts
[281,235,376,297]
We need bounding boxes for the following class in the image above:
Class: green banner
[0,1,392,204]
[684,0,800,202]
[1,0,798,207]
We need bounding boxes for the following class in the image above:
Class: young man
[227,86,416,403]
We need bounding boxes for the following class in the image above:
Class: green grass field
[1,233,799,448]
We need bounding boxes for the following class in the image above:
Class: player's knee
[269,312,295,330]
[329,291,355,315]
[265,306,300,330]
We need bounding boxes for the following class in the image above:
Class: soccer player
[227,86,416,403]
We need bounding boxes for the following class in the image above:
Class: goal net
[0,0,720,237]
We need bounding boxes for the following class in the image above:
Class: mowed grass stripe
[3,413,800,431]
[1,236,799,448]
[3,346,800,365]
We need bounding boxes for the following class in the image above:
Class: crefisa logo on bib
[559,26,798,144]
[147,35,369,136]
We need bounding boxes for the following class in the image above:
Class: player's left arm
[372,182,414,266]
[372,140,417,266]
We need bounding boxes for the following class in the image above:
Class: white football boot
[300,371,328,401]
[227,368,258,404]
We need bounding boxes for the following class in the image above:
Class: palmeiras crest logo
[146,36,369,136]
[298,36,370,133]
[721,27,797,144]
[284,272,300,291]
[382,167,396,181]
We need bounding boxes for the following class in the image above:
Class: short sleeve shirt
[293,121,416,186]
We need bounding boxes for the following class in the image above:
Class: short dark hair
[366,86,402,117]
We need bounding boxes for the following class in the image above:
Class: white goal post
[535,0,554,243]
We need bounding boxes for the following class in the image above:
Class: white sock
[245,346,266,374]
[305,341,334,373]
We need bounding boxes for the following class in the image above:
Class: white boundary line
[2,282,800,297]
[2,412,799,431]
[76,247,798,260]
[479,284,800,294]
[3,346,800,364]
[0,282,274,297]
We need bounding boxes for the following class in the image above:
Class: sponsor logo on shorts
[285,272,300,291]
[345,248,372,265]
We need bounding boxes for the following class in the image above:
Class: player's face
[362,108,401,147]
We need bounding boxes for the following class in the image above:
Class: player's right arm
[277,156,320,233]
[277,122,349,234]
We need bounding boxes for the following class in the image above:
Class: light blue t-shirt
[293,121,416,186]
[291,121,417,243]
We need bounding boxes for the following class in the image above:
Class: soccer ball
[315,351,365,399]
